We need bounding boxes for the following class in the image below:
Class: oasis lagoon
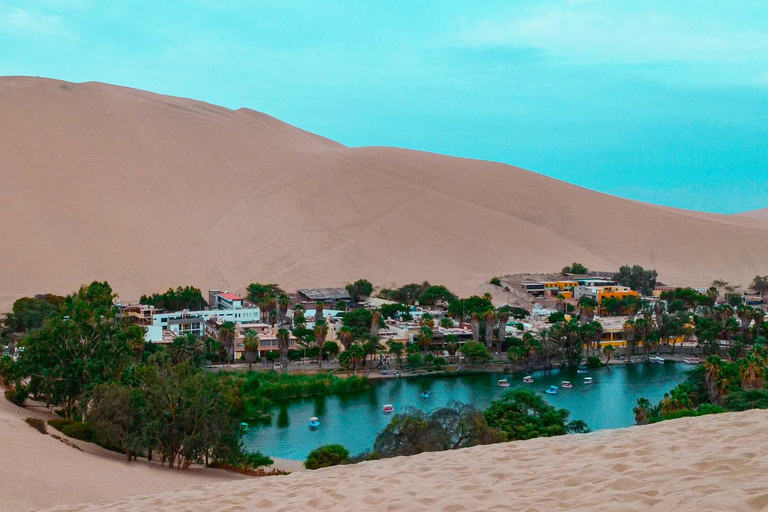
[244,363,689,460]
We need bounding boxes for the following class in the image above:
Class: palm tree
[497,311,509,352]
[471,312,481,343]
[315,301,325,322]
[736,306,754,343]
[171,333,204,366]
[243,330,260,371]
[387,340,404,368]
[276,328,290,373]
[703,356,726,404]
[623,320,636,363]
[348,343,366,371]
[278,294,289,325]
[314,319,329,369]
[337,326,353,352]
[419,313,435,329]
[739,352,766,390]
[219,321,237,364]
[634,398,652,425]
[370,310,381,338]
[483,309,495,350]
[751,275,768,302]
[417,325,434,354]
[603,344,616,364]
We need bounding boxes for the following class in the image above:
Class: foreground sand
[44,409,768,512]
[2,77,768,311]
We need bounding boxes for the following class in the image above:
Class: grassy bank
[227,371,371,402]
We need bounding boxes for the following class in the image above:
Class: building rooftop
[218,292,243,301]
[298,288,352,301]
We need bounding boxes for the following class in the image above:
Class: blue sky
[2,0,767,213]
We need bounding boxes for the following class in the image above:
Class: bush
[245,451,274,469]
[407,354,422,367]
[25,417,47,434]
[265,351,280,361]
[305,444,351,470]
[47,418,76,431]
[586,357,602,369]
[4,386,28,406]
[722,389,768,411]
[61,421,98,443]
[490,277,501,286]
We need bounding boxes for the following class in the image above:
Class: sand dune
[43,409,768,512]
[1,76,767,310]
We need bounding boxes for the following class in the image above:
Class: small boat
[684,357,701,364]
[545,385,558,395]
[523,376,534,384]
[650,356,665,364]
[383,404,395,413]
[498,379,511,387]
[561,381,573,388]
[240,422,250,432]
[583,377,593,385]
[309,417,320,429]
[577,366,588,374]
[421,391,430,399]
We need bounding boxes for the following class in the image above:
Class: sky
[1,0,767,213]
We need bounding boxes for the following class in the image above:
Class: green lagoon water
[244,363,690,460]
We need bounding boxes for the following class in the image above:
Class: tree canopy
[345,279,373,302]
[140,286,207,311]
[613,265,658,295]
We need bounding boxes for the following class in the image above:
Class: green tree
[459,341,492,366]
[276,328,290,373]
[417,285,456,306]
[345,279,374,303]
[243,331,260,371]
[140,286,207,312]
[245,283,285,304]
[562,263,588,274]
[313,319,329,369]
[219,321,237,364]
[484,389,589,440]
[613,265,658,296]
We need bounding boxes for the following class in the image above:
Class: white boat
[583,377,593,385]
[650,356,665,364]
[561,381,573,389]
[577,366,588,374]
[498,379,511,387]
[383,404,395,413]
[684,357,701,364]
[523,376,534,384]
[309,417,320,429]
[545,385,558,395]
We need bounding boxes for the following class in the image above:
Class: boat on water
[583,377,593,385]
[684,357,701,364]
[545,385,558,395]
[240,422,250,432]
[309,417,320,429]
[498,379,511,387]
[561,381,573,388]
[577,366,588,374]
[383,404,395,413]
[523,376,534,383]
[650,355,665,364]
[421,391,430,398]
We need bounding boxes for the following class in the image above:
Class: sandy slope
[1,76,768,310]
[0,392,245,512]
[43,409,768,512]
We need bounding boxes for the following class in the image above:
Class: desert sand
[39,409,768,512]
[2,76,768,312]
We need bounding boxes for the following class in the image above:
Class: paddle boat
[577,366,588,374]
[421,391,430,399]
[523,376,534,384]
[583,377,593,385]
[684,356,701,364]
[650,355,665,364]
[240,422,250,432]
[561,381,574,389]
[498,379,511,388]
[309,417,320,429]
[383,404,395,413]
[545,385,558,394]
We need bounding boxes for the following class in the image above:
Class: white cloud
[460,1,768,64]
[0,6,67,37]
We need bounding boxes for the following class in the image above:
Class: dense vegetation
[139,286,207,311]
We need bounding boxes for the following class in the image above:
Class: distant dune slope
[47,409,768,512]
[1,77,767,307]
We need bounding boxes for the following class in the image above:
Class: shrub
[245,451,274,469]
[265,351,280,361]
[4,386,28,406]
[61,421,98,443]
[25,417,47,434]
[586,357,602,369]
[490,277,501,286]
[722,389,768,411]
[305,444,351,470]
[47,418,76,431]
[407,354,422,367]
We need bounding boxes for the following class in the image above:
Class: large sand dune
[2,76,767,309]
[44,409,768,512]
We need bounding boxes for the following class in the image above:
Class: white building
[145,307,261,342]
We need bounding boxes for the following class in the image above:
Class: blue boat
[577,366,588,374]
[421,391,430,399]
[545,385,558,395]
[240,422,250,432]
[309,417,320,429]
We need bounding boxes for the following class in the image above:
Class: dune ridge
[43,409,768,512]
[1,76,768,311]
